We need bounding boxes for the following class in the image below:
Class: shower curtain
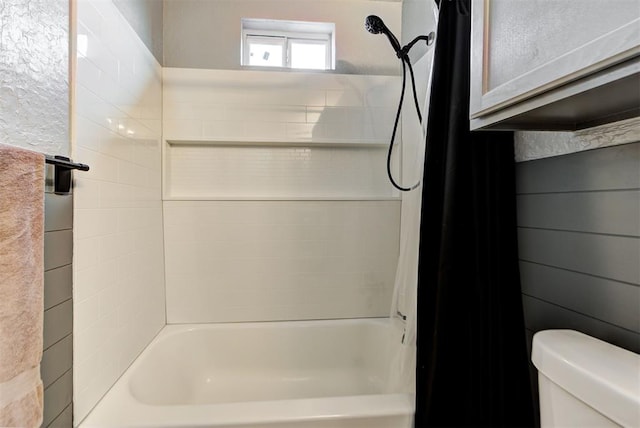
[413,0,535,426]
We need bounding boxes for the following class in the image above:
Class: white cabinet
[470,0,640,131]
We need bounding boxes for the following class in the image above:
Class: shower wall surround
[163,68,401,323]
[163,69,399,145]
[73,0,165,422]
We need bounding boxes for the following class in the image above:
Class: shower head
[365,15,401,54]
[364,15,386,34]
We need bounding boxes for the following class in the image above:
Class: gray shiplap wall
[516,142,640,421]
[516,142,640,352]
[42,168,73,427]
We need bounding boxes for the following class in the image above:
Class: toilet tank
[532,330,640,427]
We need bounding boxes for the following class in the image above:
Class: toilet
[532,330,640,427]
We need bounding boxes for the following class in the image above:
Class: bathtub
[80,318,414,428]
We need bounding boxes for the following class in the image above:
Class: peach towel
[0,143,45,428]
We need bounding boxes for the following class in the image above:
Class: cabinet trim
[469,0,486,118]
[470,57,640,131]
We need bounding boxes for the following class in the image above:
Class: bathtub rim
[79,318,415,428]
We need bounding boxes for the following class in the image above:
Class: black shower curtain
[414,1,535,426]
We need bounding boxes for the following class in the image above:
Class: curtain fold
[414,1,535,426]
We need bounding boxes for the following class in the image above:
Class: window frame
[244,34,287,68]
[241,19,335,71]
[287,37,331,70]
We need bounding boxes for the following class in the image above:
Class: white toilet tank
[532,330,640,427]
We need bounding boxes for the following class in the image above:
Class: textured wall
[0,0,69,155]
[163,0,402,75]
[514,116,640,162]
[73,0,165,422]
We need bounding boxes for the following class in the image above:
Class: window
[242,19,335,70]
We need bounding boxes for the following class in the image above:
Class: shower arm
[396,32,436,60]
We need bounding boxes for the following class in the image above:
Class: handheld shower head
[365,15,401,54]
[364,14,436,192]
[364,15,386,34]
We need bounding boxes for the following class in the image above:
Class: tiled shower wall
[73,0,165,422]
[164,200,400,322]
[163,68,402,323]
[163,68,399,144]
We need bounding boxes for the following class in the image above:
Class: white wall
[399,0,437,186]
[73,0,165,422]
[163,68,402,323]
[113,0,163,63]
[163,0,403,75]
[401,0,438,65]
[0,0,69,155]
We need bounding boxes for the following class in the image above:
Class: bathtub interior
[129,319,395,406]
[79,319,413,428]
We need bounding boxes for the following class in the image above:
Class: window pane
[248,43,283,67]
[290,42,327,70]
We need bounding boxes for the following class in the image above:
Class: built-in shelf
[163,138,399,201]
[166,139,390,148]
[163,196,402,201]
[471,58,640,131]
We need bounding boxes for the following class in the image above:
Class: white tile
[74,1,165,423]
[75,147,119,183]
[166,103,227,121]
[75,258,117,302]
[76,55,103,101]
[201,121,244,140]
[164,201,400,323]
[74,294,100,332]
[100,131,133,161]
[117,161,146,187]
[242,121,287,140]
[74,208,118,239]
[74,177,100,209]
[75,115,105,152]
[100,181,132,208]
[286,122,315,141]
[227,105,306,123]
[74,237,100,272]
[163,119,202,139]
[99,233,130,262]
[326,89,364,107]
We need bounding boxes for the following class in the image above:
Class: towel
[0,143,45,428]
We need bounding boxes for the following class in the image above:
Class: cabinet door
[470,0,640,120]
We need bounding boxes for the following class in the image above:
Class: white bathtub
[80,318,413,428]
